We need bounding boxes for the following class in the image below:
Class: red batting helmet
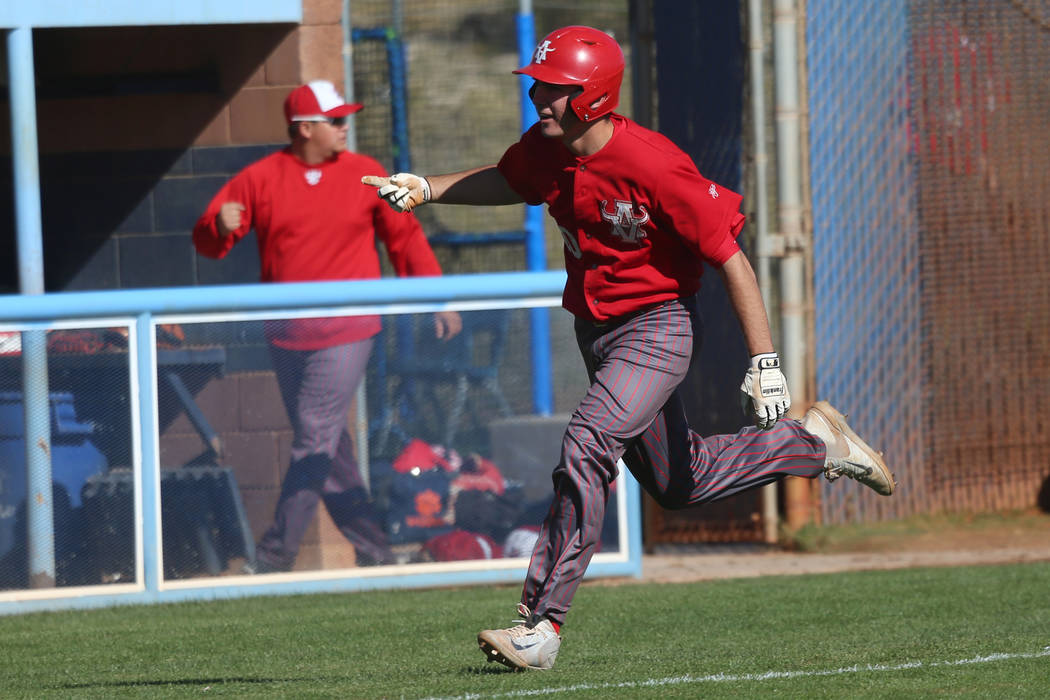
[513,26,624,122]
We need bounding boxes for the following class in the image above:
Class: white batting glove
[361,172,431,213]
[740,352,791,430]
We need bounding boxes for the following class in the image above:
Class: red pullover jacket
[193,148,442,350]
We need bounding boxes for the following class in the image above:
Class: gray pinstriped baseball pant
[256,338,394,570]
[522,298,826,626]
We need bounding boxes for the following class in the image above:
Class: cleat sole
[477,635,535,671]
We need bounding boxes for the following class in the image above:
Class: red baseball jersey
[498,114,745,321]
[193,148,442,350]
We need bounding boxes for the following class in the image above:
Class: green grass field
[1,562,1048,698]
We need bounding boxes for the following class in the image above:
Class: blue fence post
[386,28,411,174]
[516,9,553,416]
[21,329,54,587]
[136,313,162,593]
[8,25,56,588]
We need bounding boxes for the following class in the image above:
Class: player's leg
[622,300,890,505]
[322,433,396,565]
[479,301,694,669]
[618,299,822,507]
[254,342,364,571]
[525,304,696,622]
[310,338,396,565]
[623,399,825,509]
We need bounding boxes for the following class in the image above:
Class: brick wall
[160,372,289,557]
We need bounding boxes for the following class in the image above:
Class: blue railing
[0,271,643,616]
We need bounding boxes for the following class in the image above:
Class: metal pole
[517,0,552,415]
[629,0,655,130]
[773,0,811,528]
[136,313,163,592]
[386,29,410,174]
[8,25,56,588]
[342,0,370,490]
[342,0,358,154]
[748,0,779,544]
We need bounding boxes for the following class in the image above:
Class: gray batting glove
[740,352,791,429]
[361,172,431,213]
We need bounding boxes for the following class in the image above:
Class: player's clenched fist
[740,352,791,430]
[216,202,246,237]
[362,173,431,213]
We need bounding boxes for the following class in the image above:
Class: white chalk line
[424,647,1050,700]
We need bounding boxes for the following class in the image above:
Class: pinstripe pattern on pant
[256,338,392,569]
[523,299,825,625]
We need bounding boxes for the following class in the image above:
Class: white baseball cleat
[477,604,561,670]
[802,401,896,496]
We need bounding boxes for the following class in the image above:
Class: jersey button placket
[575,162,590,219]
[576,160,598,310]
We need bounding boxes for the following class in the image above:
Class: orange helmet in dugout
[514,25,625,122]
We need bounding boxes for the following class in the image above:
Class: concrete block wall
[159,370,359,571]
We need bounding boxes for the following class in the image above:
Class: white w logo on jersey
[534,40,556,63]
[600,199,650,244]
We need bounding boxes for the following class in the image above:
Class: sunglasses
[324,116,349,127]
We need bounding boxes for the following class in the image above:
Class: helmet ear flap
[588,93,608,112]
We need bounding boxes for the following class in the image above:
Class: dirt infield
[639,545,1050,584]
[635,510,1050,584]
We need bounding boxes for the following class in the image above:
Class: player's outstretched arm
[718,250,791,429]
[718,250,774,357]
[363,166,522,212]
[429,166,522,206]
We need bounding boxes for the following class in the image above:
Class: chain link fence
[356,0,1050,531]
[350,0,630,274]
[0,304,631,590]
[808,0,1050,523]
[0,326,132,588]
[348,1,631,421]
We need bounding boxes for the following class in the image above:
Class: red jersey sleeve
[497,130,547,206]
[192,168,256,259]
[654,154,746,267]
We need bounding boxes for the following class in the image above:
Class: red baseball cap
[283,80,363,123]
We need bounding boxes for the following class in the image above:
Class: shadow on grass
[57,677,303,689]
[464,665,525,675]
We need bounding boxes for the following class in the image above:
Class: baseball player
[194,80,461,573]
[364,26,894,670]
